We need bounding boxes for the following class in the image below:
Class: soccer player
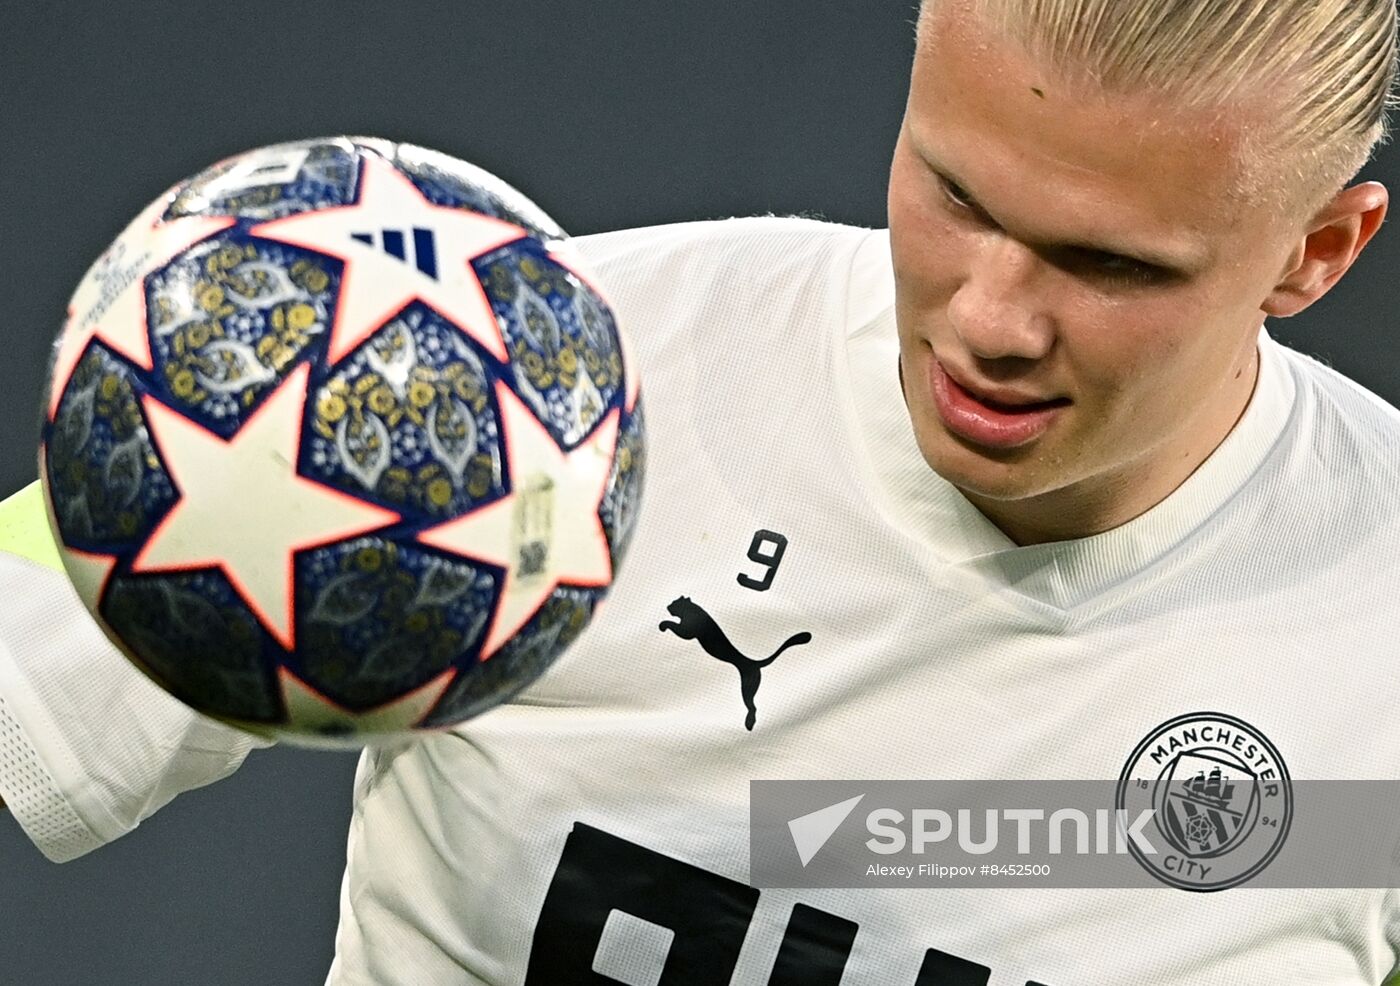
[4,0,1400,981]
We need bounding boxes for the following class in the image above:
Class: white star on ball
[419,383,620,660]
[273,665,456,740]
[132,364,401,649]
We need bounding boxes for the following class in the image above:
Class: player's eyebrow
[920,149,1209,276]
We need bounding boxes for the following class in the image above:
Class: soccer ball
[40,137,645,748]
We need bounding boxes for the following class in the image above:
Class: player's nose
[947,239,1055,362]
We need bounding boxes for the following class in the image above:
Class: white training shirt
[3,217,1400,984]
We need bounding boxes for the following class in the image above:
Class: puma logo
[659,596,812,731]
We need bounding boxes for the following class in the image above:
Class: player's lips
[929,359,1070,449]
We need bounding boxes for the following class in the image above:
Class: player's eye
[936,169,1169,288]
[1075,249,1161,285]
[939,176,979,215]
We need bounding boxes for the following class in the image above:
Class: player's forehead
[908,2,1263,271]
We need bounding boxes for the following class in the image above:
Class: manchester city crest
[1117,712,1292,891]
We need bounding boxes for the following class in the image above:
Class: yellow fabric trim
[0,481,63,574]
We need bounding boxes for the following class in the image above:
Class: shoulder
[1266,340,1400,554]
[573,218,876,315]
[573,215,872,277]
[1274,341,1400,472]
[566,217,885,358]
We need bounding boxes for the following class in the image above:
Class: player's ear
[1262,181,1388,318]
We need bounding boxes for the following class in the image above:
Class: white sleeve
[0,553,270,862]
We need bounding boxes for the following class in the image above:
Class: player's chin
[912,422,1063,501]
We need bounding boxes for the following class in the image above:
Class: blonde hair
[924,0,1400,216]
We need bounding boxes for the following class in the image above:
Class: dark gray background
[1,1,1396,983]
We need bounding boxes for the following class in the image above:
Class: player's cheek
[1080,344,1181,450]
[892,207,964,312]
[890,160,950,275]
[1060,302,1168,396]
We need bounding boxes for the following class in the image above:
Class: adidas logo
[351,226,439,279]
